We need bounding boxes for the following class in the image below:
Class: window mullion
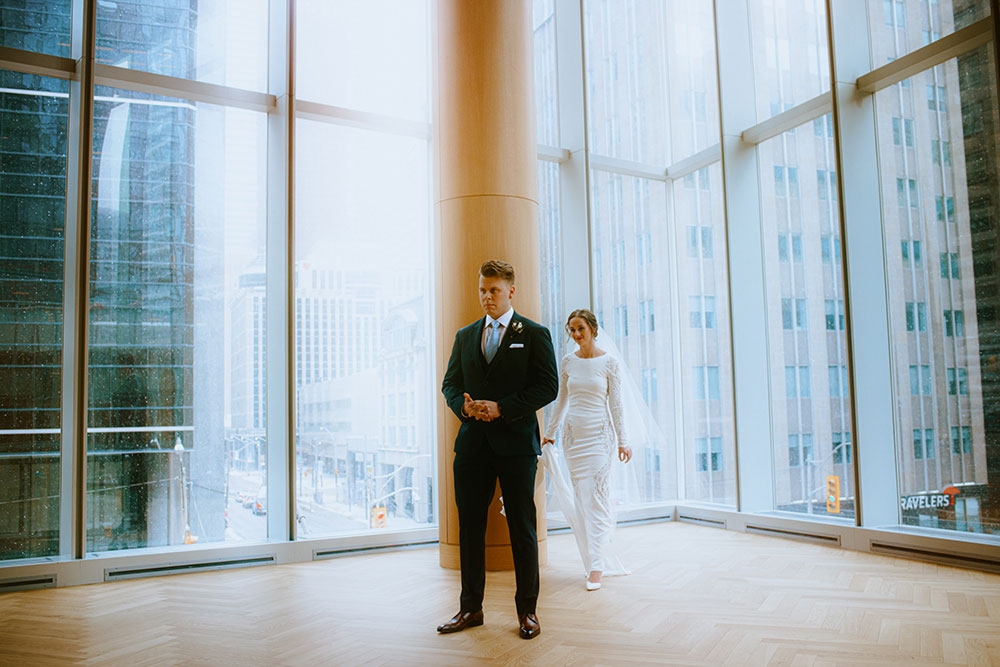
[266,0,293,542]
[60,0,97,560]
[826,0,898,527]
[554,0,592,312]
[713,0,773,513]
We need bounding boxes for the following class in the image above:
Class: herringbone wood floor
[1,522,999,666]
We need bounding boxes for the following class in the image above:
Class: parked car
[253,486,267,516]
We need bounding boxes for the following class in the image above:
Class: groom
[438,259,558,640]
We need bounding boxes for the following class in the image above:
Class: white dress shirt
[481,307,514,357]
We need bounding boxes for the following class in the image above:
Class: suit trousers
[454,445,539,616]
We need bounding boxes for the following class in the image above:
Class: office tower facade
[0,2,72,557]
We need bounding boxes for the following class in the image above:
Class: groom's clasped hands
[462,392,500,422]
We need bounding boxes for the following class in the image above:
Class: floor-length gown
[543,352,627,574]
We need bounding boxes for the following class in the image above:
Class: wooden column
[434,0,545,570]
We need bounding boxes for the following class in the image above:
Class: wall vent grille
[870,541,1000,573]
[314,540,437,560]
[746,524,841,546]
[105,555,275,582]
[0,574,57,593]
[678,514,726,529]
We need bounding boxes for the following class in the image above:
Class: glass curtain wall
[870,0,999,534]
[533,0,569,522]
[534,0,562,346]
[747,0,856,519]
[0,70,69,559]
[585,0,676,504]
[4,0,1000,567]
[877,0,986,59]
[673,165,733,505]
[665,2,735,506]
[589,170,676,502]
[86,1,269,552]
[293,0,434,537]
[580,0,736,506]
[1,0,439,562]
[0,2,71,560]
[0,2,71,56]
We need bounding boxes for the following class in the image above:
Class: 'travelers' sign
[899,486,960,511]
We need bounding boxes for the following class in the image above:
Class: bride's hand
[541,438,554,446]
[618,445,632,463]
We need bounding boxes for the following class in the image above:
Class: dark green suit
[441,311,558,615]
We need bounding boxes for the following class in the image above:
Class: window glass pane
[583,1,668,163]
[533,0,559,146]
[761,120,854,519]
[538,161,563,340]
[665,2,720,160]
[590,171,677,502]
[877,47,999,537]
[677,164,736,506]
[869,0,991,62]
[0,1,72,57]
[295,121,433,536]
[538,158,567,523]
[87,88,267,552]
[748,0,830,124]
[96,1,267,90]
[297,1,429,122]
[0,71,68,560]
[690,296,703,328]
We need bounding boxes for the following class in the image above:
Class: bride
[541,308,632,591]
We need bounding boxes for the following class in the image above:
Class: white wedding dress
[543,352,629,576]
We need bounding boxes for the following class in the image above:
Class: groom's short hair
[480,260,515,284]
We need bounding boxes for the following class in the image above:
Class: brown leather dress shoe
[436,609,484,634]
[518,612,540,639]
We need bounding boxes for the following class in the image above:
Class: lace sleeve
[543,356,571,440]
[607,356,628,448]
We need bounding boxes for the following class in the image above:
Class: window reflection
[87,88,267,552]
[0,70,69,560]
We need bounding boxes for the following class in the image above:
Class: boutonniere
[510,321,524,335]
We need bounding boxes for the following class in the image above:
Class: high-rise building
[84,0,217,552]
[0,1,263,555]
[873,0,993,530]
[230,266,434,529]
[0,19,71,557]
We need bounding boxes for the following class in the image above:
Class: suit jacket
[442,311,559,456]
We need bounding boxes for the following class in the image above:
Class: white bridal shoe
[585,581,601,591]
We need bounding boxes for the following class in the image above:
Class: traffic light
[826,475,841,514]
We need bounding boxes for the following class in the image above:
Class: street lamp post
[371,453,431,521]
[313,436,322,504]
[173,435,192,544]
[366,449,375,529]
[369,487,421,511]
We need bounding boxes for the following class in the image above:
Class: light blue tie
[485,321,500,363]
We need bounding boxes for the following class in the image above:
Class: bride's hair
[565,308,598,338]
